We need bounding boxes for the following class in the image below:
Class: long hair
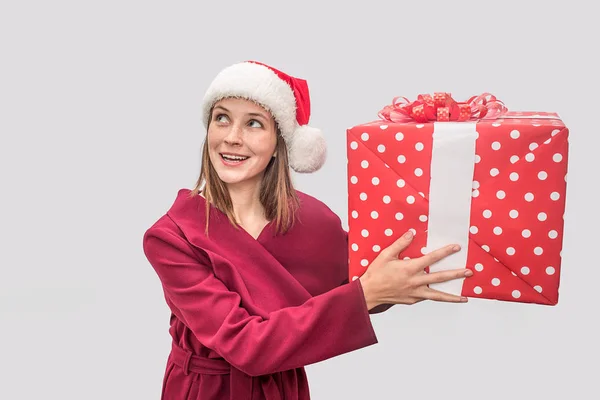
[189,106,300,236]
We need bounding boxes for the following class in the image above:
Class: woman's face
[207,97,278,190]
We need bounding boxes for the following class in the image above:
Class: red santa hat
[201,60,326,173]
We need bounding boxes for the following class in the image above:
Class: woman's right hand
[359,230,473,309]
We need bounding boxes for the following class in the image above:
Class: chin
[213,165,258,186]
[217,172,248,185]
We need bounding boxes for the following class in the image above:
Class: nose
[223,124,243,146]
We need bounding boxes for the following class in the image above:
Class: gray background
[1,0,598,399]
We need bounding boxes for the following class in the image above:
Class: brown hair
[188,105,300,236]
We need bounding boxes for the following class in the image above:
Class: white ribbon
[426,122,478,295]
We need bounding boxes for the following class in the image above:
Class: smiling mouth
[220,153,249,163]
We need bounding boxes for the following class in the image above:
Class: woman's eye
[249,119,263,128]
[215,114,229,123]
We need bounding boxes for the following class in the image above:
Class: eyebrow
[213,105,268,121]
[246,112,268,120]
[213,105,230,113]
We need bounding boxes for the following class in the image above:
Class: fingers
[411,244,461,271]
[381,230,415,259]
[415,268,473,286]
[410,267,472,304]
[417,287,467,303]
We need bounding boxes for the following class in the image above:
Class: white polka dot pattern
[347,111,568,305]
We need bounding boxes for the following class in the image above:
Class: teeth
[222,154,248,161]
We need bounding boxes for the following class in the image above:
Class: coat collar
[165,188,313,311]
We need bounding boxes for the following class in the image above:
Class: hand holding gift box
[347,93,568,305]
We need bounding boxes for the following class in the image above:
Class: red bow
[378,92,508,123]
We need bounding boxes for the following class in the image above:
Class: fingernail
[452,245,461,251]
[465,269,473,277]
[461,297,468,302]
[404,230,413,239]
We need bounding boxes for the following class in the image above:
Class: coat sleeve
[142,220,378,377]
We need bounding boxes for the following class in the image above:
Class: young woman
[142,60,472,400]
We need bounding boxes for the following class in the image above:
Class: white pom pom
[288,125,327,173]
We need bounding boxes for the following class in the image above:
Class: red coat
[142,188,379,399]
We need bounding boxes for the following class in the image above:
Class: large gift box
[346,93,569,305]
